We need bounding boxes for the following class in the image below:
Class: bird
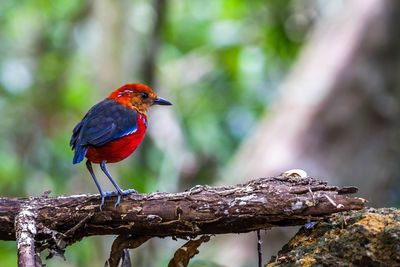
[70,83,172,209]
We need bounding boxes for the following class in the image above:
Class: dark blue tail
[73,145,88,164]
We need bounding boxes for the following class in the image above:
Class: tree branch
[15,203,43,267]
[1,176,366,257]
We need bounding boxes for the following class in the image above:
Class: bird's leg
[86,160,115,210]
[100,160,136,207]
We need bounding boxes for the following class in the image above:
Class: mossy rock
[268,208,400,267]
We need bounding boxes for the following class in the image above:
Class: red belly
[85,114,147,163]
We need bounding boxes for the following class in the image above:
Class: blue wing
[70,99,138,164]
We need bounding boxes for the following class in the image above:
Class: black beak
[152,97,172,106]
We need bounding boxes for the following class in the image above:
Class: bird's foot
[115,189,137,208]
[99,191,118,211]
[99,189,137,210]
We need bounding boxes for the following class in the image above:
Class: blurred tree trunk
[93,0,125,92]
[221,0,400,266]
[227,0,400,207]
[141,0,166,86]
[141,0,200,193]
[136,0,197,265]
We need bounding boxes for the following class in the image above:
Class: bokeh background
[1,0,399,266]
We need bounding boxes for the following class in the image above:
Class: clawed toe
[99,191,118,211]
[121,189,136,195]
[104,191,118,197]
[100,196,105,211]
[99,189,137,210]
[114,189,136,207]
[115,194,121,208]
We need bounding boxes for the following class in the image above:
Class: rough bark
[268,208,400,266]
[1,177,365,258]
[15,204,43,267]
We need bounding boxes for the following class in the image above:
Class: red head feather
[107,83,158,115]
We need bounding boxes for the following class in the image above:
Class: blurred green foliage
[0,0,312,266]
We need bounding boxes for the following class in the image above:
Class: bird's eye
[141,93,149,99]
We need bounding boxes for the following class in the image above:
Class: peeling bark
[1,176,366,262]
[105,235,151,267]
[15,204,43,267]
[168,235,211,267]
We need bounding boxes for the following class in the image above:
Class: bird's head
[108,83,172,115]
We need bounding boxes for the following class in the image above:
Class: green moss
[268,208,400,266]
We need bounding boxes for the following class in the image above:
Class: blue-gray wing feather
[70,99,138,164]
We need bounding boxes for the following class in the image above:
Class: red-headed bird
[70,83,171,209]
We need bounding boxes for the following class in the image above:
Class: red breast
[85,113,148,163]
